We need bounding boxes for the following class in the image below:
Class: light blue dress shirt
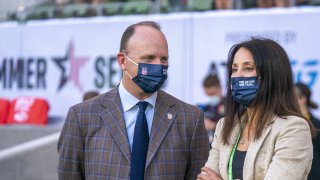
[118,81,157,151]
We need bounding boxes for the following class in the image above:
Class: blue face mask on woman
[231,76,259,107]
[125,54,168,93]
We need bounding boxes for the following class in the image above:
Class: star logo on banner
[53,40,89,92]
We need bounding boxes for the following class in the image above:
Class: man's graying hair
[119,21,161,53]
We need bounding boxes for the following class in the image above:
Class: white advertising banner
[191,8,320,117]
[1,7,320,119]
[0,14,191,118]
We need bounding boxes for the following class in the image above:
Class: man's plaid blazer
[57,88,209,179]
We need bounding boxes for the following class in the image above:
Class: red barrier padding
[0,98,10,124]
[7,97,50,125]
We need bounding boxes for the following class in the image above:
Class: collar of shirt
[118,80,157,111]
[118,81,157,150]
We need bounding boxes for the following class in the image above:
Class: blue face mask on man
[231,76,259,107]
[124,54,168,93]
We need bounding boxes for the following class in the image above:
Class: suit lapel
[146,90,176,167]
[243,118,275,180]
[100,88,131,163]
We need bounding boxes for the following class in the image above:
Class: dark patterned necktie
[130,101,149,180]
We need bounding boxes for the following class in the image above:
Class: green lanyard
[228,122,245,180]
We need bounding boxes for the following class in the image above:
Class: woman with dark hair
[197,38,314,180]
[295,82,320,180]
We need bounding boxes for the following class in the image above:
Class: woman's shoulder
[215,117,225,132]
[272,115,309,131]
[215,117,235,128]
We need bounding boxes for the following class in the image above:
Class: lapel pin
[167,113,173,119]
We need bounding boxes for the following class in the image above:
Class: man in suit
[57,21,209,179]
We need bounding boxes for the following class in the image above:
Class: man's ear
[117,53,126,71]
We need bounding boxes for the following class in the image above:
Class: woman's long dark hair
[222,38,315,144]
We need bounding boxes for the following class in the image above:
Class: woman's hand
[197,167,222,180]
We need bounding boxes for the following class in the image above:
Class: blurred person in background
[214,0,233,10]
[257,0,289,8]
[198,68,224,144]
[82,91,99,101]
[72,0,90,3]
[295,82,320,180]
[58,21,209,179]
[56,0,71,4]
[169,0,186,11]
[257,0,274,8]
[274,0,291,7]
[197,38,314,180]
[296,0,310,6]
[54,0,69,17]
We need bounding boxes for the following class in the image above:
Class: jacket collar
[99,88,177,166]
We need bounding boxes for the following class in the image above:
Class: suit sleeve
[264,118,313,180]
[57,108,85,180]
[205,118,223,174]
[185,109,210,180]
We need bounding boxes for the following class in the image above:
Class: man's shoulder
[271,115,309,133]
[158,90,201,112]
[69,88,118,112]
